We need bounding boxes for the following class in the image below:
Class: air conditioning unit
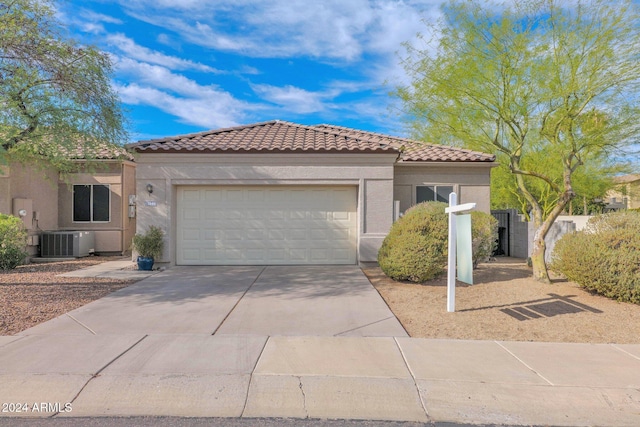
[40,231,95,258]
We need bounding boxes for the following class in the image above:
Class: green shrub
[0,214,28,270]
[471,211,498,268]
[551,211,640,304]
[378,202,449,282]
[378,203,500,283]
[132,225,164,259]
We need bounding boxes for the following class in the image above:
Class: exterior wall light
[146,184,153,194]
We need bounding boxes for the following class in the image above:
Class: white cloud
[117,0,441,64]
[69,0,452,133]
[156,33,181,50]
[107,33,221,73]
[63,8,123,34]
[251,84,337,114]
[115,83,246,129]
[112,59,251,128]
[81,10,124,25]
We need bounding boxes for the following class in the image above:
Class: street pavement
[1,261,639,426]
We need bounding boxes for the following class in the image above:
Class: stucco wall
[0,164,59,255]
[58,164,121,253]
[393,163,493,213]
[122,162,137,254]
[58,161,136,254]
[0,167,9,215]
[134,153,398,264]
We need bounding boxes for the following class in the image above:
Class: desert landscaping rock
[365,258,640,344]
[0,257,134,335]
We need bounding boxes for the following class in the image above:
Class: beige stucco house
[605,174,640,210]
[0,148,136,257]
[127,121,495,266]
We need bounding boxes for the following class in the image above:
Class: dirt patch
[364,258,640,344]
[0,257,134,336]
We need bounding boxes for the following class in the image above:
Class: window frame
[415,184,456,204]
[72,184,111,223]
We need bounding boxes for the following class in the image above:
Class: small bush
[378,202,448,282]
[378,203,500,283]
[471,211,498,268]
[132,225,164,259]
[551,211,640,304]
[0,214,28,270]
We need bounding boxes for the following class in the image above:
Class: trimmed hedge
[0,214,28,270]
[377,202,498,283]
[378,202,448,282]
[551,211,640,304]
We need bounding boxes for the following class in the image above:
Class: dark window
[416,185,454,204]
[73,185,110,222]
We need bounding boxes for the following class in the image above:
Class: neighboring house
[605,174,640,210]
[0,146,136,257]
[127,120,495,266]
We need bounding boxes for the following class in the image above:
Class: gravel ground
[365,257,640,344]
[0,257,134,336]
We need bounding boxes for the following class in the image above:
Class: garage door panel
[246,229,266,240]
[289,250,307,261]
[266,249,285,262]
[267,229,285,240]
[182,208,201,220]
[203,189,223,201]
[177,186,357,265]
[182,189,201,201]
[310,248,329,261]
[204,209,223,219]
[182,248,201,261]
[182,229,201,241]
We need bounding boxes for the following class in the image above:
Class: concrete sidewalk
[1,262,639,425]
[58,259,161,280]
[1,335,639,425]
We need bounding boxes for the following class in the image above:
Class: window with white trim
[416,185,454,204]
[73,184,110,222]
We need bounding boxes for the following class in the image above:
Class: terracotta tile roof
[314,124,496,163]
[613,174,640,184]
[69,144,135,161]
[128,120,495,163]
[17,136,135,161]
[128,120,397,154]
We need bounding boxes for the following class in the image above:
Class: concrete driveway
[23,265,407,337]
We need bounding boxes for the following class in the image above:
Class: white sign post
[444,193,476,312]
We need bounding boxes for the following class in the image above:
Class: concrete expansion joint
[51,334,149,418]
[297,375,309,418]
[612,344,640,361]
[212,266,266,336]
[240,335,269,418]
[393,337,430,421]
[65,313,97,335]
[494,341,555,386]
[333,316,397,336]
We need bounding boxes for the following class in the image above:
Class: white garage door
[176,186,357,265]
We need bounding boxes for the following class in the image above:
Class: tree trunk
[530,225,550,282]
[530,187,575,283]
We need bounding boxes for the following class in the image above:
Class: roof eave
[395,159,497,167]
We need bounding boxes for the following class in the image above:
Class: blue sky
[59,0,446,143]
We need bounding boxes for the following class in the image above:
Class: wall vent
[40,231,95,258]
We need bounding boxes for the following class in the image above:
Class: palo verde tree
[396,0,640,282]
[490,150,626,217]
[0,0,127,172]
